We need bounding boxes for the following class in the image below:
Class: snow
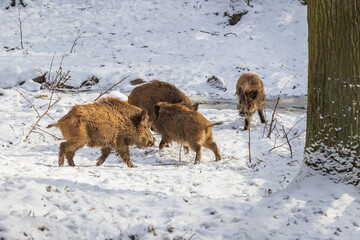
[0,0,359,239]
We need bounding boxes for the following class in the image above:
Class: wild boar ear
[192,102,199,111]
[140,109,147,122]
[154,104,161,119]
[131,110,147,126]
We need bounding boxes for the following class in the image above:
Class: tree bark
[305,0,360,185]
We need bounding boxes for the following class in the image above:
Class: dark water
[193,95,307,114]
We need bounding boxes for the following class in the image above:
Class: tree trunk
[305,0,360,185]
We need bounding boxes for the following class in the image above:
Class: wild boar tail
[206,121,223,128]
[47,123,59,128]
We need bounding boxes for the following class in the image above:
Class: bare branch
[16,6,32,49]
[14,88,40,117]
[94,75,130,101]
[285,116,305,135]
[266,79,291,138]
[268,132,304,153]
[248,125,251,163]
[34,126,62,141]
[282,125,293,158]
[24,95,61,142]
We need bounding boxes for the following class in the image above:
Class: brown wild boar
[235,73,266,130]
[128,79,198,124]
[153,102,222,164]
[47,97,154,168]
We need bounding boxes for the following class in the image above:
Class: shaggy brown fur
[153,102,222,164]
[128,80,198,123]
[47,97,154,168]
[235,73,266,130]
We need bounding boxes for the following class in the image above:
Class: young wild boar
[153,102,222,164]
[47,97,154,168]
[128,80,198,124]
[235,73,266,130]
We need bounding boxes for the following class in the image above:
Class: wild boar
[128,79,198,124]
[153,102,222,164]
[235,73,266,130]
[47,97,155,168]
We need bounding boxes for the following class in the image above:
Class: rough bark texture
[305,0,360,185]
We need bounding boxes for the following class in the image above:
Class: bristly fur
[153,102,222,164]
[48,97,154,168]
[235,73,266,130]
[128,79,199,148]
[128,79,198,123]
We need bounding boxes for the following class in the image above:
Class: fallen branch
[200,30,219,36]
[94,75,130,101]
[224,32,237,37]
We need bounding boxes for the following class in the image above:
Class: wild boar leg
[191,143,202,164]
[183,146,189,154]
[244,115,251,131]
[65,151,77,167]
[59,142,67,167]
[205,141,221,161]
[159,135,170,150]
[116,146,136,168]
[59,141,83,167]
[258,109,266,123]
[96,147,111,166]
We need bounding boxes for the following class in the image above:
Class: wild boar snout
[147,135,155,147]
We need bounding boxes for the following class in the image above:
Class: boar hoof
[96,160,105,166]
[184,146,189,154]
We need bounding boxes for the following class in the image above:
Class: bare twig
[262,120,268,138]
[70,30,85,54]
[16,6,32,49]
[200,30,219,36]
[282,125,293,158]
[94,75,130,101]
[224,32,237,37]
[34,126,61,141]
[248,125,251,163]
[266,79,291,138]
[24,93,61,142]
[14,88,40,117]
[264,103,281,118]
[268,132,304,153]
[138,38,148,48]
[285,116,305,135]
[43,53,71,90]
[179,144,182,162]
[188,233,196,240]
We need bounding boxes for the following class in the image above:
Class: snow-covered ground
[0,0,359,239]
